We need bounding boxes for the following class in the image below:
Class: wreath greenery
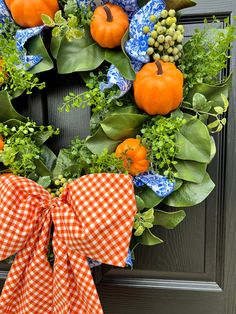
[0,0,235,263]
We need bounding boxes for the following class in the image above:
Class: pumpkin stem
[103,5,113,22]
[155,60,163,75]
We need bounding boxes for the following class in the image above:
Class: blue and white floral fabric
[101,0,166,95]
[134,172,175,198]
[0,0,44,69]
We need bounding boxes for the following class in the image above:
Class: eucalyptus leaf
[28,36,54,74]
[192,93,211,112]
[154,210,186,229]
[140,229,163,246]
[174,160,207,183]
[56,28,104,73]
[101,113,148,141]
[0,91,26,122]
[164,172,215,207]
[176,119,212,163]
[85,127,121,154]
[186,74,232,110]
[166,0,196,11]
[37,176,51,188]
[34,130,55,146]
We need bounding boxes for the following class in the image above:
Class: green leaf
[134,225,145,237]
[0,91,27,122]
[214,106,224,115]
[85,127,121,155]
[209,136,216,163]
[105,49,135,80]
[164,172,215,207]
[34,130,55,146]
[56,28,104,73]
[50,36,64,59]
[208,120,220,130]
[186,74,232,110]
[192,93,211,112]
[101,113,148,141]
[166,0,197,11]
[175,119,212,163]
[37,176,51,188]
[154,210,186,229]
[27,36,54,74]
[34,159,52,177]
[41,14,55,27]
[53,148,73,178]
[136,187,164,208]
[174,160,207,183]
[54,10,66,25]
[135,195,145,211]
[140,229,163,246]
[40,145,57,172]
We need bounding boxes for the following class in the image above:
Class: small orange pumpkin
[0,136,4,150]
[115,138,149,176]
[90,3,129,48]
[134,60,184,116]
[5,0,59,28]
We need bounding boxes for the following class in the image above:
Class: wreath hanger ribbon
[0,173,137,313]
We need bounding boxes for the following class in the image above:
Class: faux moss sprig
[141,116,186,178]
[0,33,45,95]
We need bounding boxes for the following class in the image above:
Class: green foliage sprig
[59,71,125,114]
[42,0,93,41]
[179,18,236,94]
[0,121,59,177]
[182,93,228,132]
[0,33,45,95]
[141,116,186,178]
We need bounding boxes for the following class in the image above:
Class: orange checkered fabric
[0,173,137,313]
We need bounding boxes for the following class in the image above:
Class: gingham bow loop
[0,173,137,314]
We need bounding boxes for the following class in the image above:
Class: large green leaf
[56,29,104,73]
[105,49,135,80]
[85,127,121,154]
[186,75,232,110]
[40,145,57,172]
[34,130,56,146]
[53,148,74,178]
[139,229,163,246]
[28,36,54,74]
[174,160,207,183]
[154,210,186,229]
[164,172,215,207]
[175,119,212,163]
[101,113,148,141]
[34,159,52,177]
[166,0,197,11]
[0,91,27,122]
[50,36,63,59]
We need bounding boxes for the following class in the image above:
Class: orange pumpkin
[90,3,129,48]
[115,138,149,176]
[5,0,59,28]
[0,136,4,150]
[134,60,183,116]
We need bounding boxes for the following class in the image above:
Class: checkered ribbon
[0,173,137,313]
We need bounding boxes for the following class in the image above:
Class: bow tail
[0,213,53,314]
[53,237,103,314]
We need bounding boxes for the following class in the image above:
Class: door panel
[0,1,235,313]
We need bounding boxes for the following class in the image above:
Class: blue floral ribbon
[134,171,175,198]
[0,0,44,69]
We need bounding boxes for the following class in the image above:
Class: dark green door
[1,1,236,313]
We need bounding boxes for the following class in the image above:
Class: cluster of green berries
[47,175,73,197]
[143,9,184,63]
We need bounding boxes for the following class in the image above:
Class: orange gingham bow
[0,173,137,314]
